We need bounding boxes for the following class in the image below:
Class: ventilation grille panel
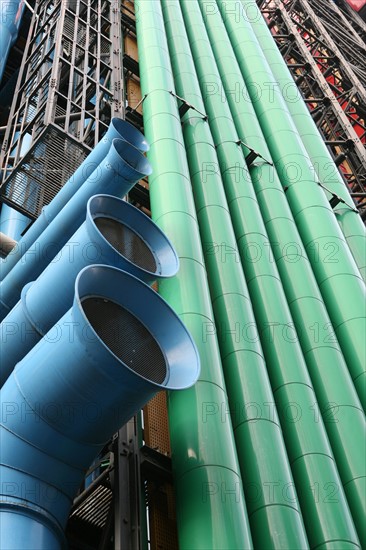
[95,216,157,273]
[82,297,167,384]
[1,126,88,219]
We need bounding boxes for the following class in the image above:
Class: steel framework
[0,0,123,219]
[65,400,177,550]
[333,1,366,46]
[257,0,366,215]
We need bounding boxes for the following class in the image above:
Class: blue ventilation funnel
[0,194,179,385]
[0,118,149,280]
[0,264,200,550]
[0,140,152,320]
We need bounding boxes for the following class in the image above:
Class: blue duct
[0,139,152,319]
[0,264,200,550]
[0,118,149,280]
[0,0,24,83]
[0,193,179,385]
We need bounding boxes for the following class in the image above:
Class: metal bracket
[132,93,148,112]
[213,139,273,167]
[238,140,273,167]
[318,182,359,213]
[169,91,208,121]
[334,152,347,167]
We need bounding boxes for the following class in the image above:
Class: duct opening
[95,216,157,273]
[81,296,167,384]
[112,139,152,176]
[111,118,149,152]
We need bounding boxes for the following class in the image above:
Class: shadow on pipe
[0,264,200,550]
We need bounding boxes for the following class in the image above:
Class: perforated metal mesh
[95,216,157,273]
[144,392,171,456]
[82,297,167,384]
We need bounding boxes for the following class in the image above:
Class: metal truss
[0,0,123,219]
[333,1,366,45]
[121,1,143,130]
[257,0,366,213]
[303,0,366,88]
[66,421,146,550]
[66,418,174,550]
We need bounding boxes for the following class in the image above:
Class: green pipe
[215,0,366,409]
[162,1,311,548]
[134,2,251,548]
[246,0,366,404]
[210,0,366,543]
[173,0,361,547]
[250,2,366,282]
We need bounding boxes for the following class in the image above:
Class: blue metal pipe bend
[0,139,152,320]
[0,194,179,386]
[0,264,200,550]
[0,117,150,281]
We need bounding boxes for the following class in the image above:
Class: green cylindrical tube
[175,0,360,547]
[215,0,366,408]
[164,1,309,546]
[135,1,251,548]
[162,0,307,548]
[249,0,366,281]
[211,0,366,543]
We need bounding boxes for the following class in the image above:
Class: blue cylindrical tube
[0,264,200,550]
[0,118,149,280]
[0,194,179,385]
[0,140,152,319]
[0,0,24,83]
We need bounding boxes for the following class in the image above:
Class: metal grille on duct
[69,485,112,529]
[1,125,88,218]
[82,297,167,384]
[95,216,157,273]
